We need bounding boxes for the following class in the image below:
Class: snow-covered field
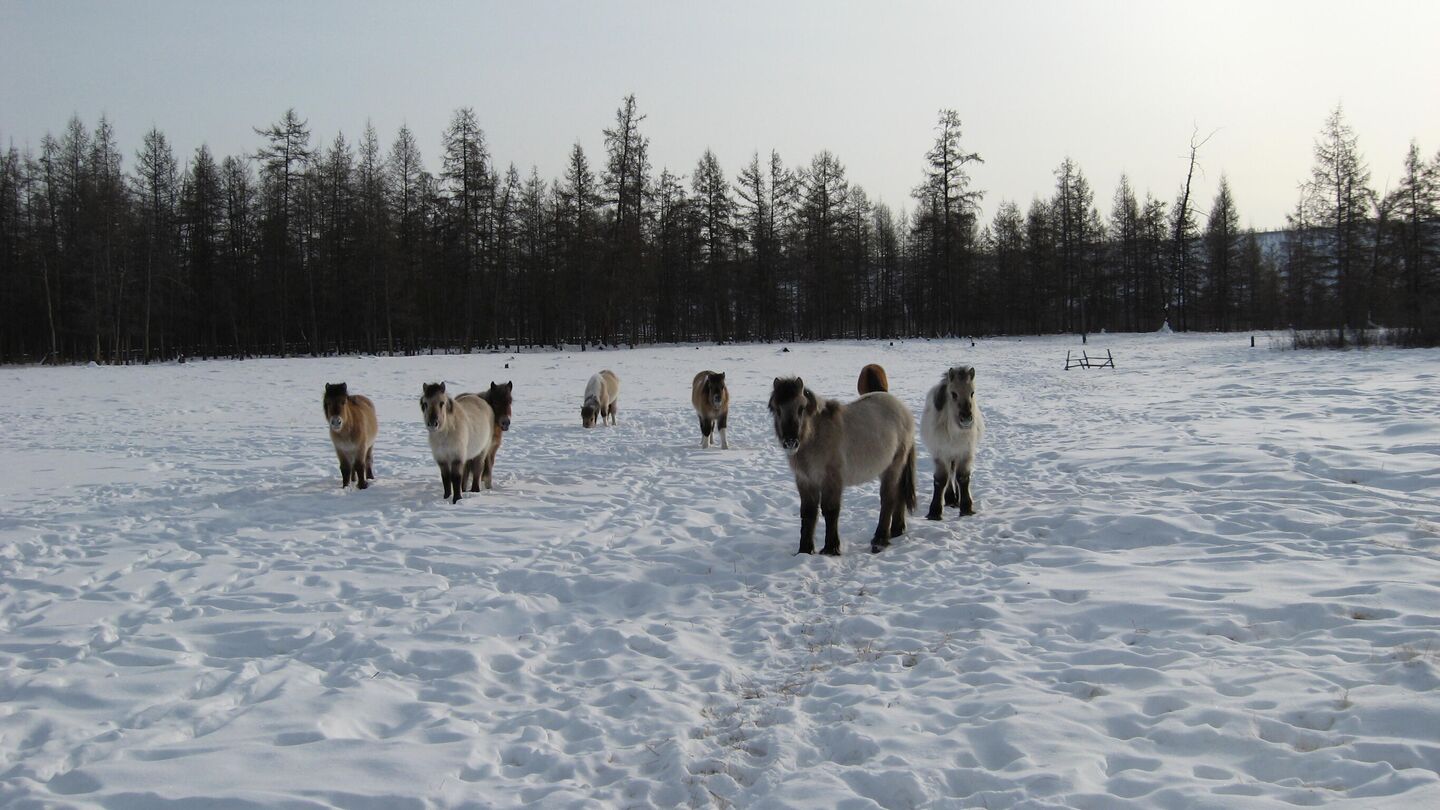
[2,333,1438,809]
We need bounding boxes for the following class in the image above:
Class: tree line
[2,98,1437,363]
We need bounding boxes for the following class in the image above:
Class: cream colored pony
[581,370,620,428]
[768,377,917,555]
[420,382,494,503]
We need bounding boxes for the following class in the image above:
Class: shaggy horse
[691,370,730,449]
[471,381,513,490]
[581,370,620,428]
[920,366,984,520]
[323,382,378,489]
[768,377,917,555]
[857,363,889,394]
[420,382,494,503]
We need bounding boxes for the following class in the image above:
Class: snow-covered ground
[2,333,1438,809]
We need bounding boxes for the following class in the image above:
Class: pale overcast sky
[3,0,1437,230]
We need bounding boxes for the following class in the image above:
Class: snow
[2,333,1439,808]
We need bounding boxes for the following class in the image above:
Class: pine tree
[1204,175,1241,330]
[1303,105,1373,339]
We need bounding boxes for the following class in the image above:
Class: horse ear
[933,385,947,412]
[439,382,446,393]
[505,381,513,391]
[489,381,496,389]
[804,389,819,414]
[773,376,782,388]
[717,372,725,381]
[967,367,976,381]
[447,400,454,413]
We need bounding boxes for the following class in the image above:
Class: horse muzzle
[328,418,343,430]
[425,421,439,432]
[780,438,800,455]
[499,418,511,431]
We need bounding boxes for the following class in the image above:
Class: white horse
[581,370,620,428]
[768,377,917,555]
[420,382,494,503]
[920,365,984,520]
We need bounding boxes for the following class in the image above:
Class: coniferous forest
[2,98,1437,363]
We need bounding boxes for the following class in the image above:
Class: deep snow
[1,334,1438,809]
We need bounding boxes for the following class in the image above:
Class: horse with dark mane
[471,381,513,490]
[323,382,378,489]
[768,377,917,555]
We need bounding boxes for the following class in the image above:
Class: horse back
[857,364,889,395]
[837,393,914,486]
[348,395,379,442]
[454,394,495,458]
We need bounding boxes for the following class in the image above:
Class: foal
[691,370,730,449]
[323,383,378,489]
[769,377,917,555]
[581,370,620,428]
[420,382,494,503]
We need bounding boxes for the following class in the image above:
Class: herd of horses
[321,361,984,554]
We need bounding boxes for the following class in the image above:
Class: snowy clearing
[2,334,1439,809]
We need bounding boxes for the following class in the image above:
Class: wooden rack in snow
[1065,349,1115,370]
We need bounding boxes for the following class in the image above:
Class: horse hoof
[821,547,841,557]
[870,538,890,553]
[925,512,942,521]
[961,508,976,516]
[356,481,368,490]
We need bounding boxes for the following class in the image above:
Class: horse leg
[872,469,895,553]
[959,465,975,516]
[926,460,947,521]
[699,416,713,448]
[890,455,909,539]
[820,487,843,556]
[337,450,351,488]
[718,410,729,450]
[608,403,617,426]
[354,451,369,490]
[449,461,464,504]
[482,446,495,489]
[944,459,960,507]
[467,457,482,492]
[439,461,452,501]
[798,484,819,555]
[365,445,375,480]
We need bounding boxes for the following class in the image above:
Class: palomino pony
[323,382,378,489]
[581,370,620,428]
[420,382,494,503]
[471,381,513,490]
[768,377,917,555]
[691,370,730,449]
[857,363,889,394]
[920,365,984,520]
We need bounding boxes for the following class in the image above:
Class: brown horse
[323,382,378,489]
[472,381,513,490]
[691,370,730,449]
[769,377,917,555]
[857,363,889,395]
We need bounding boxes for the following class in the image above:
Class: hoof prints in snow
[1,333,1439,807]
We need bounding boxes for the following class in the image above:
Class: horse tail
[900,440,917,514]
